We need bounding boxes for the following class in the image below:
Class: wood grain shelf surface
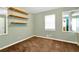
[9,7,29,15]
[11,22,26,24]
[11,21,26,24]
[9,14,28,19]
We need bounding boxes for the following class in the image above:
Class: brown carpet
[0,36,79,52]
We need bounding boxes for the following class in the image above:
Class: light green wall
[33,7,79,42]
[0,15,34,48]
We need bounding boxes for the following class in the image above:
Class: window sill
[45,29,55,31]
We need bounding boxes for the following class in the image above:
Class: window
[0,16,7,35]
[62,14,70,31]
[62,10,79,32]
[0,8,7,35]
[45,14,55,31]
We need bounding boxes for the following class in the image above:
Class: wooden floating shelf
[9,7,29,15]
[11,22,26,24]
[9,14,28,19]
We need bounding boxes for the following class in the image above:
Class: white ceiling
[23,7,59,14]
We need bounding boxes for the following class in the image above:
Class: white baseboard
[34,35,79,45]
[0,35,35,50]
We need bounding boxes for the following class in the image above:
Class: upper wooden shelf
[9,7,29,15]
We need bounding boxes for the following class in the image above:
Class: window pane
[76,18,79,32]
[0,17,5,34]
[72,11,79,32]
[45,14,55,30]
[72,18,76,32]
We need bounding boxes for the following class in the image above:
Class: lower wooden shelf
[11,21,26,24]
